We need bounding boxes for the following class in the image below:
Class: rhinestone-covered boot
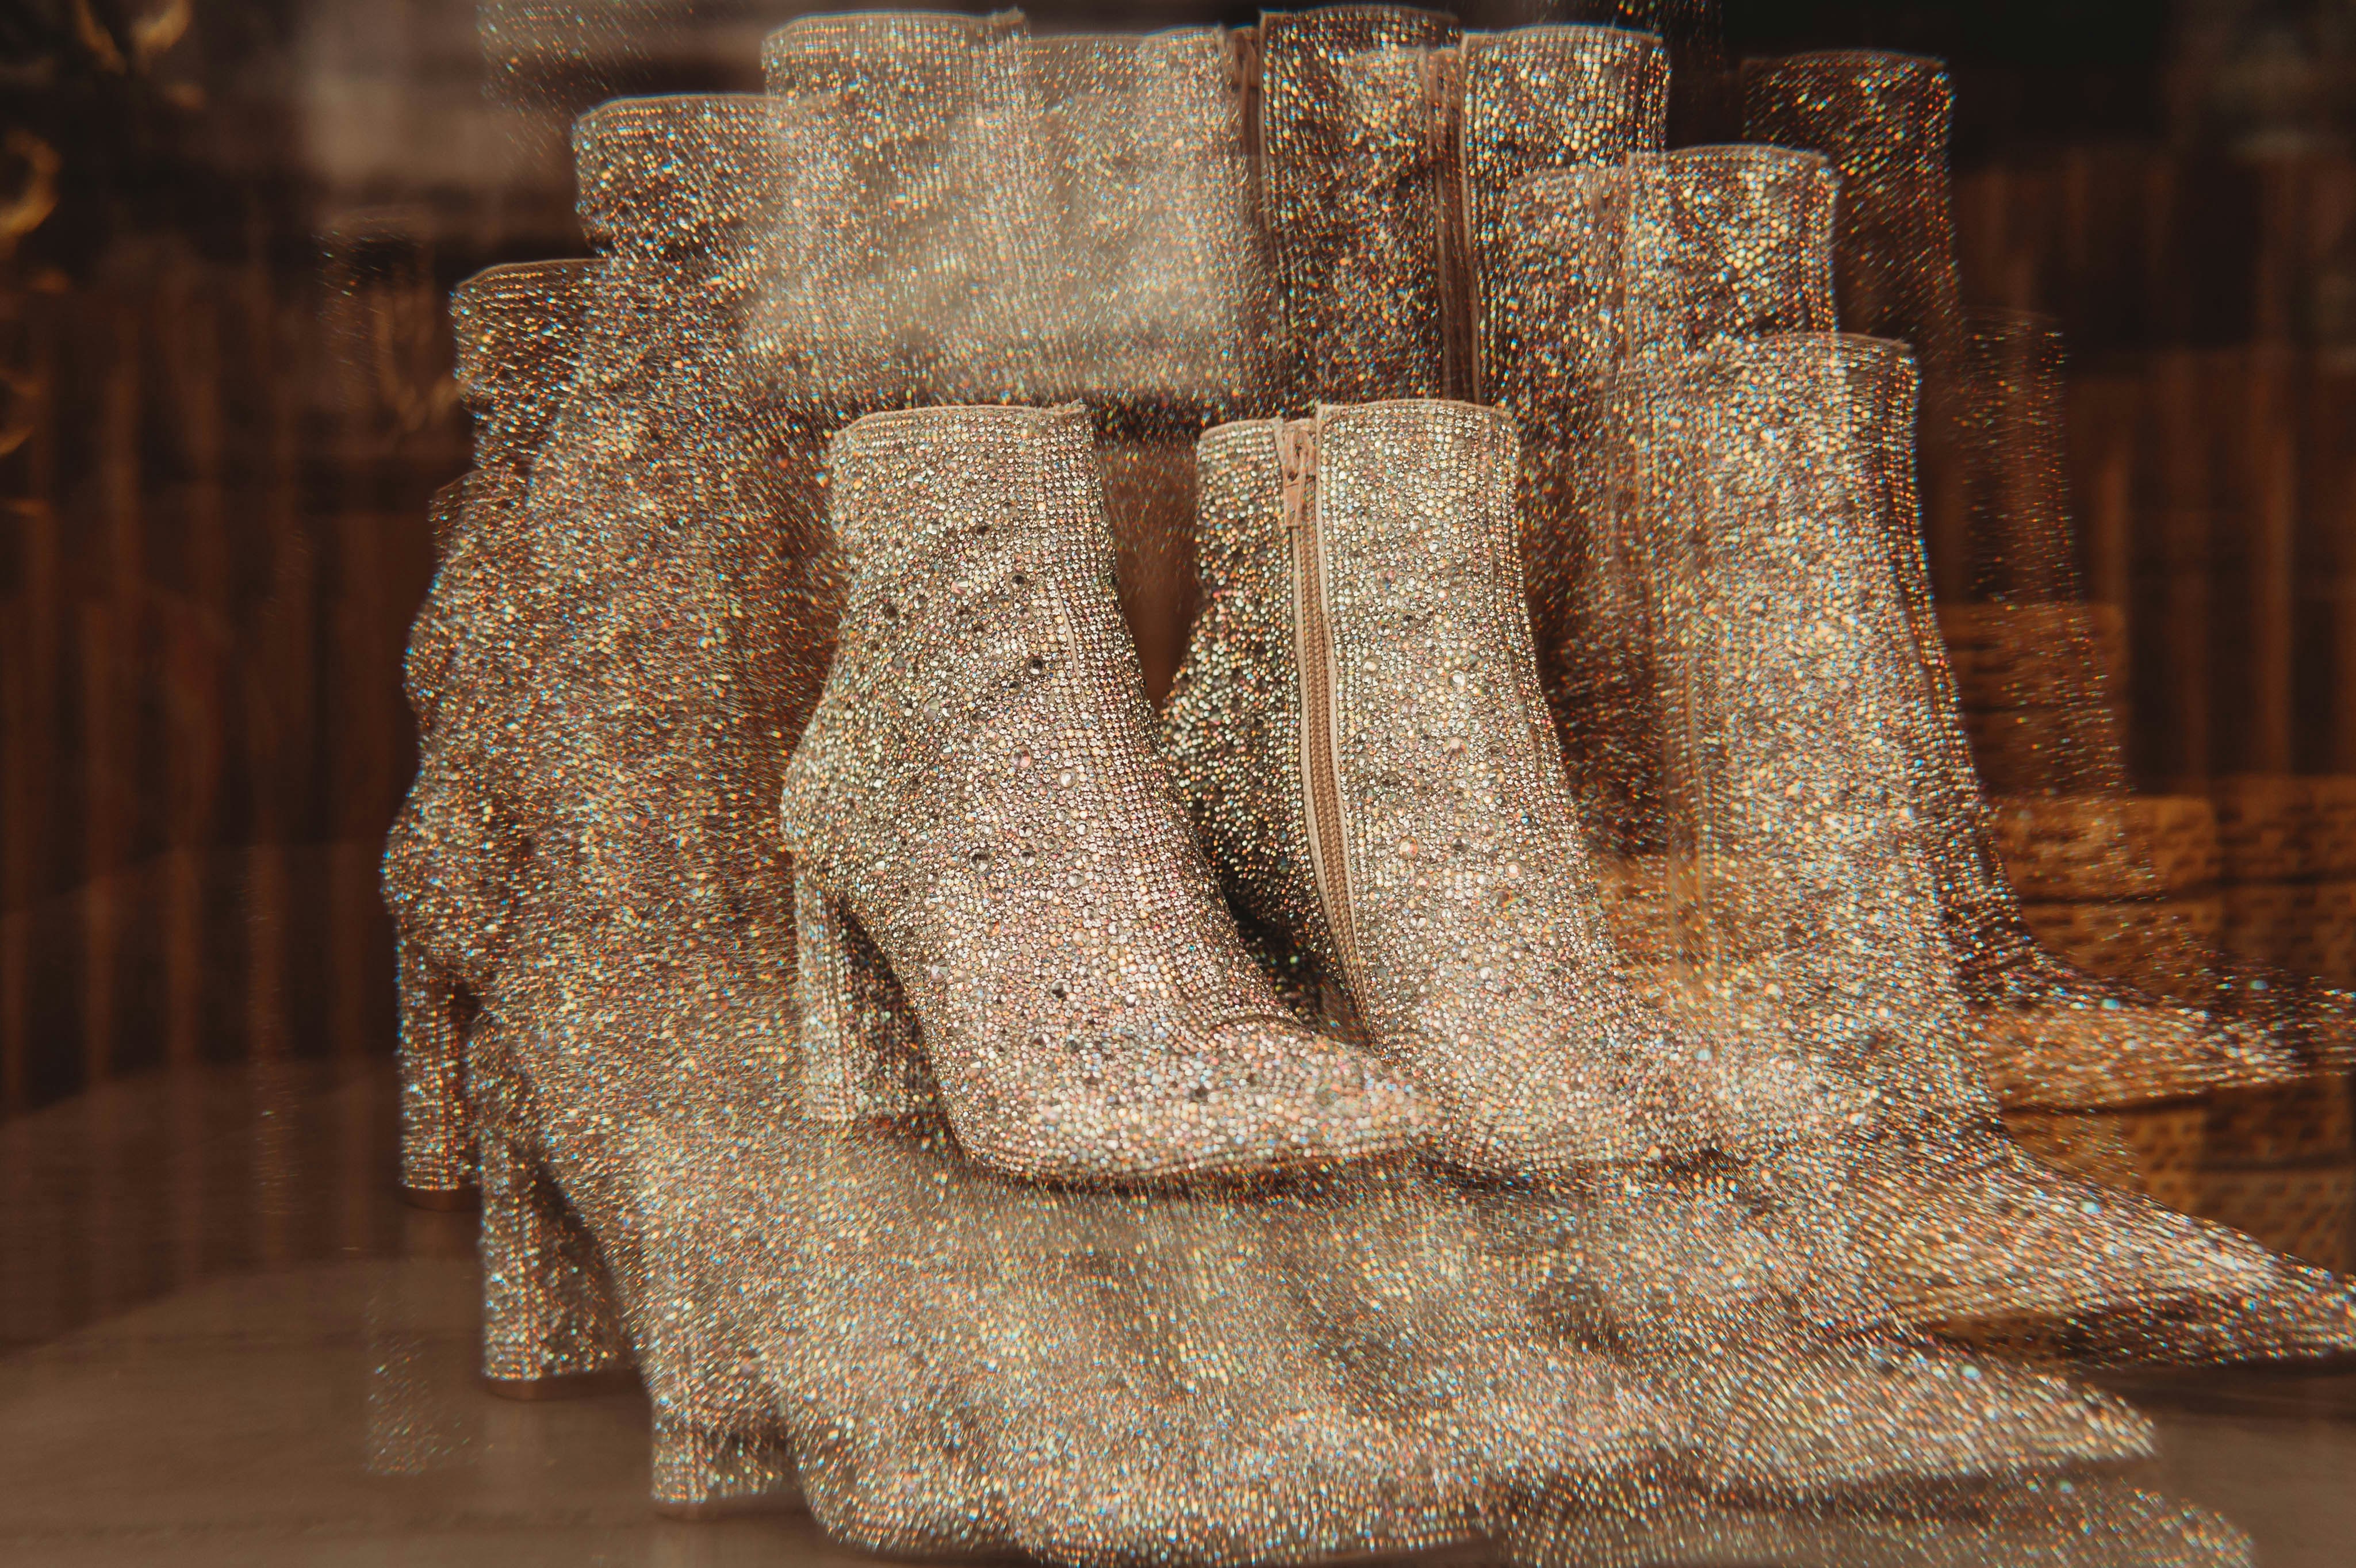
[782,402,1425,1186]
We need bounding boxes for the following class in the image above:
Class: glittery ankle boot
[475,1120,631,1397]
[1164,396,2158,1491]
[1163,398,1714,1177]
[386,257,598,1210]
[781,402,1426,1186]
[1844,324,2318,1112]
[1634,335,2356,1362]
[394,481,477,1213]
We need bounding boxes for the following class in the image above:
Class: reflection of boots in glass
[763,14,1266,706]
[1547,0,1742,144]
[392,478,481,1213]
[1164,396,2155,1493]
[1487,143,1838,857]
[784,403,1424,1185]
[1737,51,1966,414]
[1458,23,1669,410]
[1455,23,1669,710]
[760,10,1041,407]
[1844,323,2309,1114]
[1943,311,2356,1079]
[385,257,597,1211]
[1740,52,1985,727]
[1023,27,1268,411]
[1635,335,2356,1360]
[1021,26,1270,701]
[1506,1465,2248,1568]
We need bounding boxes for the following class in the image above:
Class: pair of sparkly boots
[791,393,2353,1361]
[377,20,2347,1557]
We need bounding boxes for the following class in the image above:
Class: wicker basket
[1988,793,2218,900]
[2192,1163,2354,1272]
[2018,896,2225,991]
[1937,603,2128,712]
[2204,1072,2354,1167]
[2209,773,2312,884]
[2305,776,2356,880]
[2285,880,2356,986]
[2219,881,2310,971]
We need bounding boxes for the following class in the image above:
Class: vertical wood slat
[76,299,143,1087]
[2243,352,2297,776]
[2314,367,2356,776]
[0,284,60,1114]
[332,509,394,1061]
[2,258,427,1115]
[1,499,59,1115]
[245,275,309,1069]
[2065,373,2138,612]
[2139,351,2215,787]
[156,268,231,1069]
[78,600,121,1086]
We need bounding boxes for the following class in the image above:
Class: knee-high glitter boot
[1457,24,1669,415]
[1021,25,1271,701]
[1162,395,2154,1493]
[782,402,1426,1186]
[455,94,824,1515]
[1256,5,1464,404]
[1259,12,1676,408]
[385,256,599,1210]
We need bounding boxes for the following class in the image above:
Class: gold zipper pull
[1277,417,1318,528]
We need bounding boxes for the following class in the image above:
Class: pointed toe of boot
[1859,1133,2294,1339]
[1676,1335,2154,1501]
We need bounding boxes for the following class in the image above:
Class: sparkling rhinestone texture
[1743,51,2356,1092]
[385,257,597,1204]
[1161,396,2170,1499]
[1626,334,2356,1358]
[783,402,1425,1183]
[1166,399,1713,1175]
[370,5,2356,1559]
[455,93,819,1511]
[1259,5,1464,404]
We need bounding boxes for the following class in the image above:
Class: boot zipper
[1423,45,1472,403]
[1279,417,1370,1017]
